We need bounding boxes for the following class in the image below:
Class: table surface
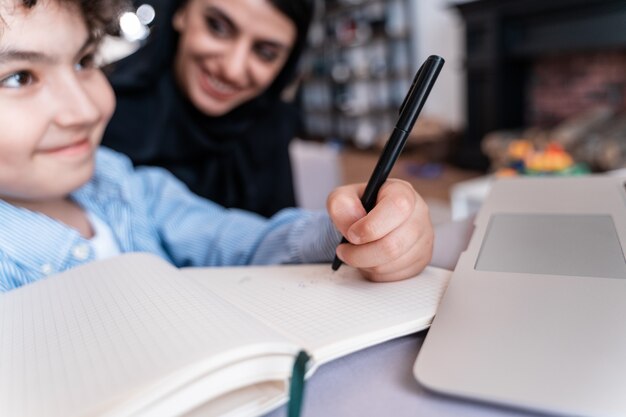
[263,332,550,417]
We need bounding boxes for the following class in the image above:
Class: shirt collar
[0,149,129,274]
[73,148,131,207]
[0,199,83,274]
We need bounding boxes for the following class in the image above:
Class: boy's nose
[53,76,102,127]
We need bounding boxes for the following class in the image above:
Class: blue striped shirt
[0,147,340,292]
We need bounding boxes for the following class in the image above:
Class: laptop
[414,175,626,417]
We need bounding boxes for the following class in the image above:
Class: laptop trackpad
[475,213,626,279]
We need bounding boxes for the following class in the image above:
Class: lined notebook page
[0,253,294,417]
[183,264,451,363]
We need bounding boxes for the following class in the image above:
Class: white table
[450,175,493,220]
[263,332,549,417]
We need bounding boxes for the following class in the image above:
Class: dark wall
[454,0,626,170]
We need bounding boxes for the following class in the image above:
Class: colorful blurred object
[495,139,589,177]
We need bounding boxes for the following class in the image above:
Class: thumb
[326,183,367,241]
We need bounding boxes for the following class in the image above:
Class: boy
[0,0,434,292]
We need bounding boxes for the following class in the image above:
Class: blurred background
[106,0,626,222]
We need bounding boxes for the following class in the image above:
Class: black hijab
[102,0,313,217]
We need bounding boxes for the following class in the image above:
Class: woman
[102,0,313,217]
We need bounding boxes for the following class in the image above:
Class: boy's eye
[75,53,96,71]
[0,71,35,88]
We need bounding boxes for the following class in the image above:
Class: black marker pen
[332,55,445,271]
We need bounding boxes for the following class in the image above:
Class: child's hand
[327,179,433,282]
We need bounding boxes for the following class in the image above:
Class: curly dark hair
[14,0,129,39]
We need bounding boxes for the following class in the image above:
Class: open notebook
[0,252,450,417]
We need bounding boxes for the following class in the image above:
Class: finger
[337,224,417,268]
[358,228,434,282]
[360,251,432,282]
[345,180,421,244]
[326,183,367,237]
[364,222,433,274]
[337,209,426,268]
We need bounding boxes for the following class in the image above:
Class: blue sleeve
[131,166,340,268]
[0,253,35,292]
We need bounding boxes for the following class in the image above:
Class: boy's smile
[0,0,115,204]
[38,137,92,157]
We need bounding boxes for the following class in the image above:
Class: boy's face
[0,1,115,204]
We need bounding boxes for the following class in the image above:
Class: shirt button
[40,264,53,275]
[72,244,90,260]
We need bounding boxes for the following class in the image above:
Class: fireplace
[528,51,626,126]
[454,0,626,170]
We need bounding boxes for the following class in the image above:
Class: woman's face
[173,0,297,116]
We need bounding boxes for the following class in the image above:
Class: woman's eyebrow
[206,6,237,33]
[256,39,290,50]
[205,6,291,50]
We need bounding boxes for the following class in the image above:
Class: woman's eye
[75,53,96,71]
[254,45,279,63]
[0,71,35,88]
[205,15,231,38]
